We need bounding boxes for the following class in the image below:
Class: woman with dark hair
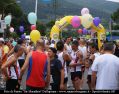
[47,47,65,90]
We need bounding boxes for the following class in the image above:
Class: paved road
[67,69,89,90]
[0,69,89,90]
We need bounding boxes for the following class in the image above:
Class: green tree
[46,20,55,28]
[10,32,18,39]
[37,21,47,36]
[0,0,23,18]
[0,0,24,38]
[111,8,119,30]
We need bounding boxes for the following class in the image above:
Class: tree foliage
[111,8,119,30]
[0,0,23,18]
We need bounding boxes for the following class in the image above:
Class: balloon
[19,26,24,32]
[93,17,101,27]
[28,12,37,25]
[12,41,17,47]
[4,15,12,25]
[21,34,25,40]
[31,25,36,30]
[83,28,87,35]
[81,8,90,16]
[30,30,41,44]
[82,14,93,29]
[106,32,110,36]
[71,16,81,28]
[77,29,82,34]
[9,27,14,32]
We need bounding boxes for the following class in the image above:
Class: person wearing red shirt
[19,39,50,90]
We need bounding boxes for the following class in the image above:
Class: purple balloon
[83,28,87,35]
[21,34,25,40]
[19,26,24,32]
[93,17,101,27]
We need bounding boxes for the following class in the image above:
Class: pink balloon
[71,16,81,28]
[31,25,36,30]
[78,29,82,34]
[81,8,90,16]
[9,27,14,32]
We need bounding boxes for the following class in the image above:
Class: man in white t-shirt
[91,42,119,90]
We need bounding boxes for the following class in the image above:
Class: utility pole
[109,18,113,41]
[35,0,38,16]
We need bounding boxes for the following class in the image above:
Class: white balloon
[82,14,93,29]
[81,8,90,16]
[9,27,14,32]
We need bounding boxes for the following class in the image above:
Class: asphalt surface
[0,69,89,90]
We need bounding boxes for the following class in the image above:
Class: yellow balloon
[30,30,41,44]
[82,14,93,29]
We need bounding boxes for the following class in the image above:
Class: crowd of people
[0,36,119,91]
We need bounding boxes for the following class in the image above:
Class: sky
[106,0,119,3]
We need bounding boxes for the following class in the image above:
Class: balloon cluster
[70,8,102,36]
[71,8,101,29]
[27,12,41,44]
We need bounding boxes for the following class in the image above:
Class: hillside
[18,0,119,22]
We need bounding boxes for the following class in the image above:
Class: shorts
[6,79,20,90]
[66,61,71,67]
[71,71,82,81]
[87,75,91,83]
[64,77,68,84]
[18,59,25,68]
[50,83,60,90]
[26,85,45,91]
[50,77,68,90]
